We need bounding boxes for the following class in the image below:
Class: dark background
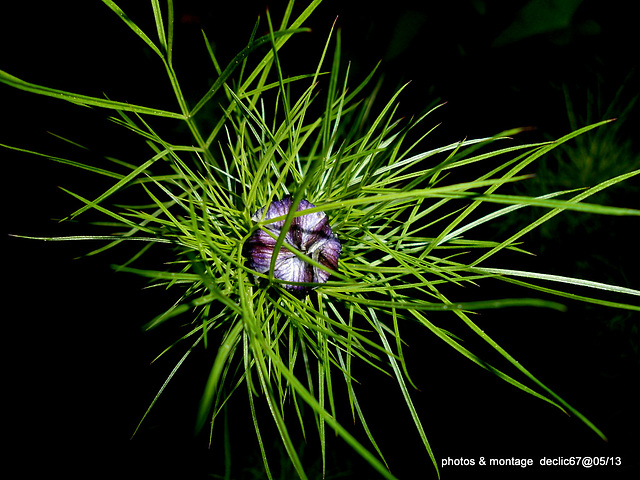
[2,1,638,479]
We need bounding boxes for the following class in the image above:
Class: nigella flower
[247,197,341,295]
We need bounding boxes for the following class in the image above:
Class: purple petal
[251,198,295,245]
[247,243,275,273]
[251,197,292,231]
[293,210,329,251]
[312,236,342,284]
[274,252,313,294]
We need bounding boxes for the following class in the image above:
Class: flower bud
[247,197,341,295]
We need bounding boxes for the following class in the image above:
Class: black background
[2,1,639,479]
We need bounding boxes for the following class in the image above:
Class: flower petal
[274,251,313,294]
[313,236,342,284]
[293,206,329,251]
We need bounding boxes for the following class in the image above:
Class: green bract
[2,1,639,479]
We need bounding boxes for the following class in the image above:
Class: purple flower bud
[247,197,341,295]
